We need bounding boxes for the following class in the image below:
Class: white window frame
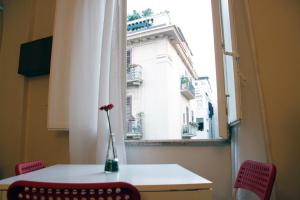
[124,0,241,142]
[211,0,241,139]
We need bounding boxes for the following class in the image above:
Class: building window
[127,49,132,67]
[191,111,194,123]
[196,118,204,131]
[125,0,240,141]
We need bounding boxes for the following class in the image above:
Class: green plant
[127,8,154,22]
[127,10,142,21]
[181,76,190,84]
[142,8,153,17]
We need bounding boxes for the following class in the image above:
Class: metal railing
[126,113,144,139]
[182,123,197,139]
[180,77,195,99]
[127,12,171,33]
[126,64,143,85]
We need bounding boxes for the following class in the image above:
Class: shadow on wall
[0,1,3,50]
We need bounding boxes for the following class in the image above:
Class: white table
[0,164,212,200]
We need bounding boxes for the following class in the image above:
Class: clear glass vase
[104,133,119,173]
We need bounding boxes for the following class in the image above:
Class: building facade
[126,12,213,140]
[191,77,215,139]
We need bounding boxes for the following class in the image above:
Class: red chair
[233,160,276,200]
[7,181,141,200]
[15,160,45,175]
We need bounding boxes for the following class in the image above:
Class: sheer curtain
[49,0,126,164]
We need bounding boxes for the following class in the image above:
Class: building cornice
[127,25,198,79]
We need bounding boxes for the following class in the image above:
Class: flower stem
[106,111,116,157]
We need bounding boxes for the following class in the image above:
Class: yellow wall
[1,0,300,199]
[0,0,69,178]
[248,0,300,199]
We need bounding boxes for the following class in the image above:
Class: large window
[125,0,240,141]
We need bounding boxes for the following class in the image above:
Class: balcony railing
[127,64,143,86]
[182,122,197,139]
[180,77,195,100]
[126,113,144,140]
[127,12,171,33]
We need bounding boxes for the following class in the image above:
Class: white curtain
[50,0,127,164]
[96,0,127,164]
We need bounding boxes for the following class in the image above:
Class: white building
[191,77,215,139]
[126,12,213,140]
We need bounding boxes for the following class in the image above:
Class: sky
[127,0,217,99]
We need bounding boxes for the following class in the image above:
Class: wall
[0,0,69,178]
[0,1,232,199]
[246,0,300,199]
[2,1,299,199]
[0,0,3,49]
[126,144,232,200]
[0,0,28,178]
[23,0,69,166]
[231,1,270,199]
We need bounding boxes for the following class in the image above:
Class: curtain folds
[49,0,126,164]
[96,0,127,164]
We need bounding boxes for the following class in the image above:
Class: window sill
[125,138,229,146]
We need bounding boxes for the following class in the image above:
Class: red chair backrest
[7,181,141,200]
[234,160,276,200]
[15,160,45,175]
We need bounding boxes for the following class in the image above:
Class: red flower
[99,104,114,111]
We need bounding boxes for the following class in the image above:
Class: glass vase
[104,133,119,173]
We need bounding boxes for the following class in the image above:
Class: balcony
[127,64,143,86]
[182,122,197,139]
[180,77,195,100]
[127,12,171,33]
[127,18,153,32]
[126,113,144,140]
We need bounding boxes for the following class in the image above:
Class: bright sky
[127,0,217,99]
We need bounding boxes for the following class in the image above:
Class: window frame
[125,0,240,144]
[213,0,241,134]
[210,0,228,139]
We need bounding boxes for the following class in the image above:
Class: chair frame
[7,180,141,200]
[15,160,45,175]
[233,160,276,200]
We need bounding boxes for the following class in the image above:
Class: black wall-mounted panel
[18,36,52,77]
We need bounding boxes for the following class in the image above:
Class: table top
[0,164,212,191]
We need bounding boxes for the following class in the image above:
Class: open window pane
[219,0,240,124]
[220,0,233,52]
[224,55,237,123]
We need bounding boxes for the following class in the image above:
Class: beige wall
[0,1,232,199]
[126,145,232,200]
[0,0,69,178]
[247,0,300,199]
[1,0,299,199]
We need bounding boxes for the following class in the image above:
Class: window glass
[220,0,240,124]
[126,0,236,140]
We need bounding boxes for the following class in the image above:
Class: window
[196,118,204,131]
[191,111,194,123]
[126,49,132,67]
[126,96,133,120]
[186,107,189,125]
[126,0,240,141]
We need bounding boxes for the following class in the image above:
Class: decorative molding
[125,138,229,146]
[156,54,172,64]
